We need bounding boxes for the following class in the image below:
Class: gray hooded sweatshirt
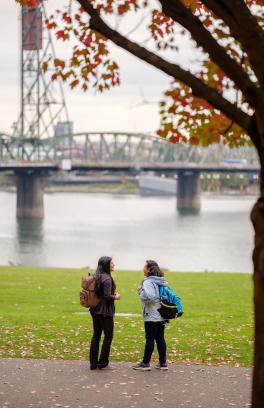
[139,275,168,322]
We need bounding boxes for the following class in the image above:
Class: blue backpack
[158,286,183,319]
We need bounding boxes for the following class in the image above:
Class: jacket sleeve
[102,277,115,301]
[139,280,157,302]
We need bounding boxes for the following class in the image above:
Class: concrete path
[0,359,251,408]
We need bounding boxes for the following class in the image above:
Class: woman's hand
[114,292,121,300]
[137,286,142,292]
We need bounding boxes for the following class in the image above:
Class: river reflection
[16,218,43,246]
[0,191,256,272]
[15,218,43,266]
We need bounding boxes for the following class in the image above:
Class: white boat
[139,175,177,196]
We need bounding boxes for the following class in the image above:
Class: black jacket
[90,273,115,317]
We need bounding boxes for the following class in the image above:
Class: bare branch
[125,10,148,38]
[201,0,264,88]
[160,0,264,110]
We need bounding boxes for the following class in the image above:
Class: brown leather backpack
[80,273,101,308]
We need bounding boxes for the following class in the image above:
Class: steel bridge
[0,131,259,218]
[0,131,259,166]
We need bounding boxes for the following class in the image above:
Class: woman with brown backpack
[89,256,121,370]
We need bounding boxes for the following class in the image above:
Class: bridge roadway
[0,161,260,173]
[0,160,259,218]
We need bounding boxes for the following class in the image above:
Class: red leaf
[63,16,72,24]
[51,73,58,81]
[56,30,69,41]
[169,135,180,144]
[27,0,40,8]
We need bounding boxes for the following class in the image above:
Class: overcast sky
[0,1,195,135]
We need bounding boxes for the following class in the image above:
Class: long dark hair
[146,259,164,277]
[95,256,116,294]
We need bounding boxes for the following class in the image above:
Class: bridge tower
[13,0,70,148]
[13,1,70,218]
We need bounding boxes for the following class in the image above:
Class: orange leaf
[54,58,65,69]
[42,61,48,73]
[70,79,79,89]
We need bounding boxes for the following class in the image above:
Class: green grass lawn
[0,266,253,366]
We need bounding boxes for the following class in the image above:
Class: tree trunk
[251,151,264,407]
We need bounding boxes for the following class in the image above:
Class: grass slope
[0,266,253,366]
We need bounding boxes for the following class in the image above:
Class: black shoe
[155,362,168,370]
[90,365,97,370]
[132,361,151,371]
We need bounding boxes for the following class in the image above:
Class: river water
[0,192,256,273]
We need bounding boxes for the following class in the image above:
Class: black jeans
[89,314,114,369]
[143,321,167,365]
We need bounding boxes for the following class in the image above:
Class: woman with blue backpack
[132,260,169,371]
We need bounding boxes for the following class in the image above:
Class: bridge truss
[0,131,259,167]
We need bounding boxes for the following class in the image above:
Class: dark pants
[143,321,167,365]
[89,314,114,369]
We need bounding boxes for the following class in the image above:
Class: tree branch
[201,0,264,89]
[77,0,254,136]
[159,0,264,110]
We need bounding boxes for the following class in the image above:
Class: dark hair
[146,260,164,277]
[95,256,116,294]
[96,256,112,275]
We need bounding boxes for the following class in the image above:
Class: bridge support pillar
[177,171,201,214]
[16,171,44,219]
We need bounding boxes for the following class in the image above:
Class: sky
[0,1,194,135]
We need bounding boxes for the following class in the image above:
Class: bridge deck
[0,161,259,173]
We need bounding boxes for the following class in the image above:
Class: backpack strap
[159,286,165,298]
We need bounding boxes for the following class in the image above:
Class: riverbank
[0,182,139,195]
[0,174,259,195]
[0,266,253,366]
[0,184,259,195]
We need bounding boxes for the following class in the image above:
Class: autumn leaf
[70,79,79,89]
[56,30,69,41]
[42,61,48,73]
[54,58,65,69]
